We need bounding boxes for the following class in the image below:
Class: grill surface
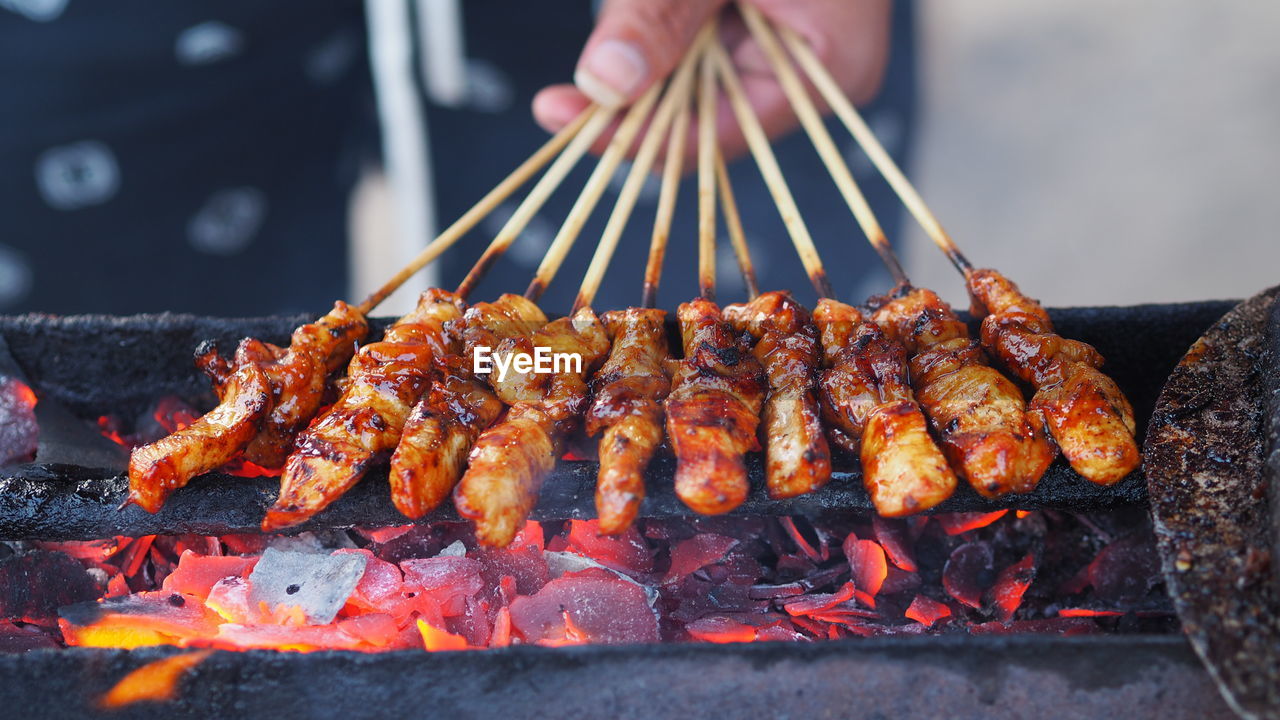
[0,300,1233,540]
[0,636,1234,720]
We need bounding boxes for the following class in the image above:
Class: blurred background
[354,0,1280,312]
[2,1,1277,316]
[898,0,1280,307]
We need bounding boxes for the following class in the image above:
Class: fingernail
[575,40,647,108]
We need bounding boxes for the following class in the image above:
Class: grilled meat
[665,298,767,515]
[724,291,831,499]
[585,308,671,533]
[871,287,1055,497]
[262,290,464,531]
[455,305,610,546]
[197,302,367,468]
[127,340,271,513]
[389,357,502,519]
[813,299,956,516]
[967,269,1139,485]
[129,302,367,512]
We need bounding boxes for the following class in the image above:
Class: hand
[532,0,892,164]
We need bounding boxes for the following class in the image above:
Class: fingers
[575,0,728,107]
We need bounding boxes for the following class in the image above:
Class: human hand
[532,0,892,163]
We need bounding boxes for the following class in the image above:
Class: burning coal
[0,506,1174,654]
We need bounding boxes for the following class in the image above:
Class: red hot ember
[0,376,38,465]
[0,507,1174,654]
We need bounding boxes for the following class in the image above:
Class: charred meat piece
[585,308,672,534]
[871,287,1055,497]
[127,340,271,513]
[129,302,367,512]
[814,299,956,516]
[967,269,1139,485]
[664,298,767,515]
[389,356,502,519]
[455,306,610,547]
[724,291,831,499]
[263,290,465,531]
[196,302,367,468]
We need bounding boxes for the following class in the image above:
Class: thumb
[576,0,727,107]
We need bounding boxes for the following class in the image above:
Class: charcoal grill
[0,301,1228,540]
[0,299,1251,719]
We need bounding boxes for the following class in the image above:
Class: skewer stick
[775,23,974,275]
[697,45,718,302]
[707,37,834,299]
[573,33,708,313]
[454,103,619,300]
[715,151,759,299]
[740,5,909,289]
[356,107,596,314]
[641,78,692,309]
[523,82,664,302]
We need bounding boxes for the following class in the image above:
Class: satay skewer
[771,23,972,275]
[454,103,621,300]
[356,107,597,314]
[641,83,692,309]
[456,71,689,546]
[576,41,706,532]
[697,46,719,301]
[715,151,759,300]
[769,14,1139,485]
[706,36,832,300]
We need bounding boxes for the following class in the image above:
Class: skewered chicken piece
[127,341,271,513]
[262,290,464,531]
[455,303,610,547]
[385,291,544,521]
[870,287,1056,497]
[389,356,503,520]
[966,269,1139,485]
[128,302,368,512]
[813,299,957,516]
[723,291,831,499]
[664,298,767,515]
[584,308,672,534]
[195,302,367,468]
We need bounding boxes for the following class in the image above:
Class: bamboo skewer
[523,83,664,302]
[774,23,974,275]
[697,45,719,301]
[355,108,596,314]
[573,37,707,313]
[715,150,759,299]
[707,37,833,300]
[740,6,909,289]
[453,103,619,300]
[641,83,692,309]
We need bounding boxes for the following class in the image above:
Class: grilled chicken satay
[454,302,610,547]
[967,269,1139,485]
[664,298,767,515]
[870,287,1055,497]
[584,308,671,534]
[196,302,367,468]
[813,299,957,516]
[128,302,367,512]
[127,341,271,513]
[389,356,503,519]
[723,291,831,499]
[262,290,465,531]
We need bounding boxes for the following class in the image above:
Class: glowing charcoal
[59,592,222,648]
[0,376,38,464]
[509,568,659,645]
